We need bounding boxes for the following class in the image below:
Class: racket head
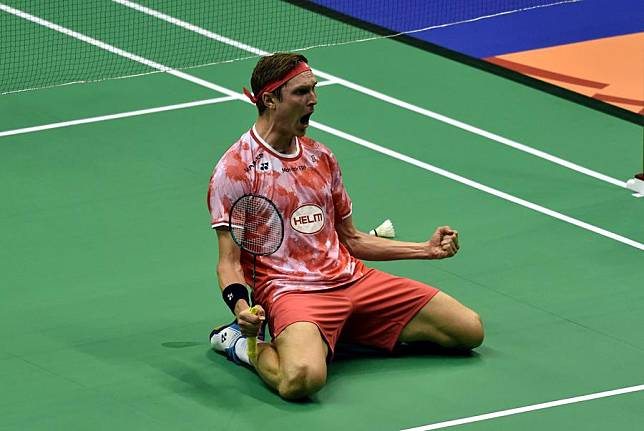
[229,194,284,256]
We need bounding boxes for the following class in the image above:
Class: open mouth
[299,112,313,125]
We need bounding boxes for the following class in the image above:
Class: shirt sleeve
[328,151,353,221]
[207,152,249,229]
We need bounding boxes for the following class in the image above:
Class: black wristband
[222,283,250,314]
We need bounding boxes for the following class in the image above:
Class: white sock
[234,337,250,365]
[234,338,265,366]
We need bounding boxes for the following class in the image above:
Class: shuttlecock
[369,219,396,238]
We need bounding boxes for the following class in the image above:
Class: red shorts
[265,268,439,357]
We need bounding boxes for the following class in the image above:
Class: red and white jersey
[208,126,366,304]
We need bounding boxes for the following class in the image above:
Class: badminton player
[207,53,483,400]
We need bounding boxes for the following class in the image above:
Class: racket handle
[247,305,261,365]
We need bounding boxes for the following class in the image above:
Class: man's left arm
[336,215,459,261]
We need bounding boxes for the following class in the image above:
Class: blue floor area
[310,0,644,57]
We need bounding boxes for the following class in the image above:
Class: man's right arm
[215,228,264,334]
[216,227,251,315]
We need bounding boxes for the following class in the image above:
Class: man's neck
[254,117,295,154]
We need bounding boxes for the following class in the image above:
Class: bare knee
[278,362,327,400]
[448,312,484,350]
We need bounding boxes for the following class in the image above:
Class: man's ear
[262,92,276,110]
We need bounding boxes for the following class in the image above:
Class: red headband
[243,62,311,104]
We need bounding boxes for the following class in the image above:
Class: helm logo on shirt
[290,204,325,234]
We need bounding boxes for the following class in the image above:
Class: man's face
[271,71,317,137]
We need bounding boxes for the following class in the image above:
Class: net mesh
[1,0,573,94]
[306,0,570,33]
[230,195,284,256]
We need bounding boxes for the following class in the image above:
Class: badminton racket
[229,194,284,363]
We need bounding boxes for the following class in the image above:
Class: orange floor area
[487,32,644,114]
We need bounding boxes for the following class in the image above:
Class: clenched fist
[426,226,459,259]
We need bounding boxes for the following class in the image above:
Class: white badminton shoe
[210,322,245,364]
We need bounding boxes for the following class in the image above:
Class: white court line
[315,80,338,87]
[0,78,335,137]
[400,384,644,431]
[3,3,642,252]
[0,96,236,137]
[311,120,644,251]
[111,0,626,189]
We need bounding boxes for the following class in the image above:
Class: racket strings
[230,195,283,256]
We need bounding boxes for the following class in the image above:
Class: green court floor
[1,1,642,430]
